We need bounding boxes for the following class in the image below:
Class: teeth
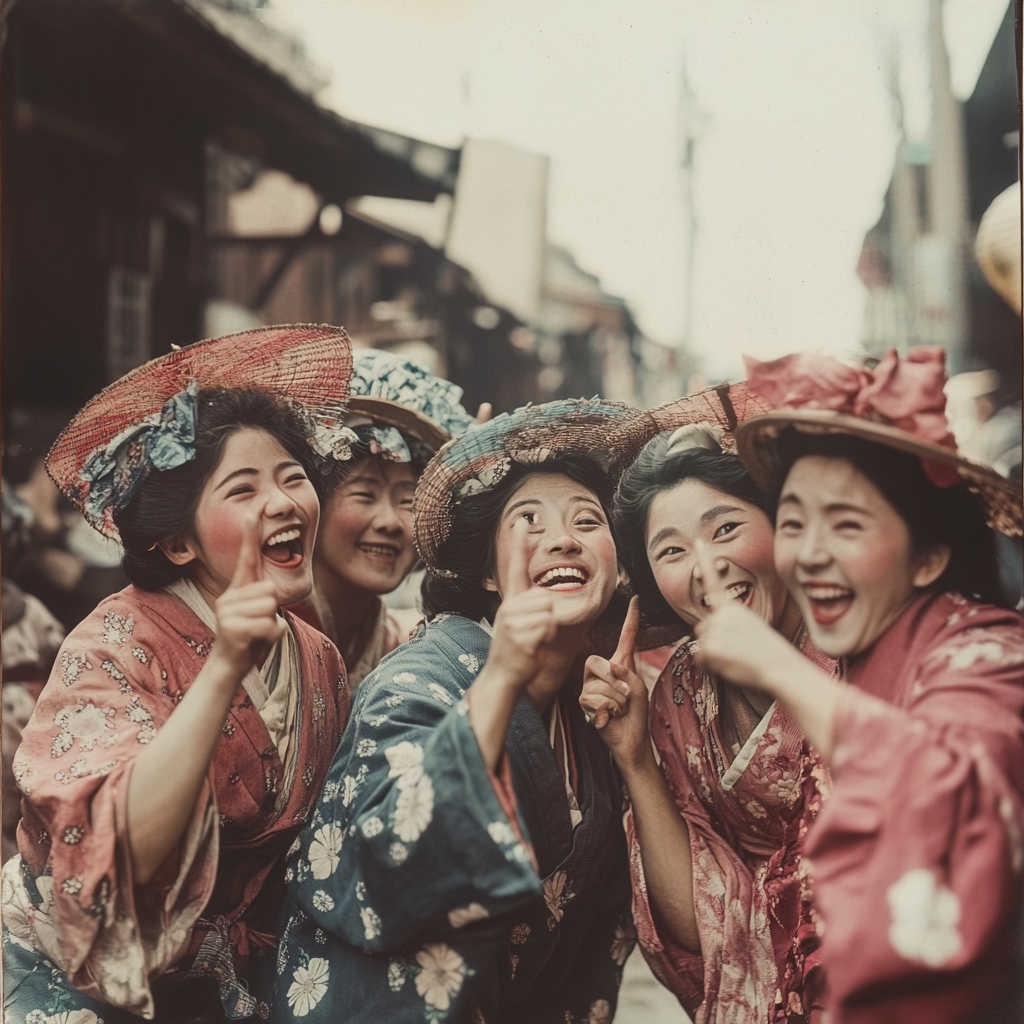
[701,582,750,607]
[806,586,851,601]
[266,528,300,547]
[537,567,586,585]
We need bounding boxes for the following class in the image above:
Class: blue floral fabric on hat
[343,350,474,464]
[78,381,199,527]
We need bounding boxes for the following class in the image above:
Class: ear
[157,535,200,568]
[912,545,951,588]
[482,577,499,593]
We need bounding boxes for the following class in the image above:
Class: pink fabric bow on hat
[743,347,961,486]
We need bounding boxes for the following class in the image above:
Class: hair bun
[664,423,726,457]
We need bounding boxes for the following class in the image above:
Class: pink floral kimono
[805,590,1024,1023]
[628,630,835,1023]
[3,585,349,1021]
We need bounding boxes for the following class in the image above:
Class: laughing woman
[290,349,473,689]
[268,400,659,1024]
[2,327,353,1023]
[695,350,1024,1023]
[580,387,835,1024]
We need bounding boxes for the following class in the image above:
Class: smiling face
[645,478,790,629]
[774,455,949,659]
[316,456,419,596]
[164,427,320,606]
[486,473,618,627]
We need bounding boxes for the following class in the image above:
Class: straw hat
[47,324,353,537]
[975,182,1022,315]
[413,397,659,575]
[735,349,1022,538]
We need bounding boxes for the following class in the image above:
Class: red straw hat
[47,324,353,537]
[735,348,1023,537]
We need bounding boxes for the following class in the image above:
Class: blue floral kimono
[267,614,635,1023]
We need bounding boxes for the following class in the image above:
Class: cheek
[737,528,776,581]
[195,507,243,567]
[322,500,370,548]
[773,534,798,583]
[846,537,912,596]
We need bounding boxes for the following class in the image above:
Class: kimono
[804,590,1024,1023]
[269,614,635,1023]
[2,585,349,1022]
[290,591,416,689]
[629,630,835,1023]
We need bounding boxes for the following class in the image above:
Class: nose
[545,520,582,556]
[692,554,728,584]
[265,481,298,518]
[371,495,405,537]
[795,521,830,569]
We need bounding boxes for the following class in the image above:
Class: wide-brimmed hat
[735,348,1023,537]
[413,397,659,575]
[47,324,353,538]
[342,349,473,463]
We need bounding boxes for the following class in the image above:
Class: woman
[290,349,473,688]
[696,349,1024,1023]
[268,399,658,1023]
[2,326,353,1023]
[580,386,834,1023]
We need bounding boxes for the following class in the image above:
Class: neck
[524,622,589,718]
[775,594,806,646]
[314,561,380,654]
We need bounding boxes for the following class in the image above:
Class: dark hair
[422,452,615,621]
[773,428,1009,608]
[320,441,427,497]
[613,432,773,627]
[113,389,319,591]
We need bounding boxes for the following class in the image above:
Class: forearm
[468,667,520,772]
[622,751,701,953]
[126,657,241,885]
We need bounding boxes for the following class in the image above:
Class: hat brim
[347,396,450,454]
[47,323,353,535]
[413,398,660,574]
[735,409,1023,537]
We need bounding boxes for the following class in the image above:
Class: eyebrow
[778,492,872,516]
[214,461,302,493]
[647,526,679,552]
[699,504,742,524]
[503,495,603,518]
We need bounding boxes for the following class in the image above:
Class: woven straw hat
[47,324,353,537]
[736,410,1022,537]
[975,182,1022,315]
[413,397,659,575]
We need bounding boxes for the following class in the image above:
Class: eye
[656,545,684,561]
[777,517,802,532]
[574,515,603,528]
[227,484,255,498]
[520,511,537,525]
[713,521,741,539]
[285,472,308,485]
[836,519,863,532]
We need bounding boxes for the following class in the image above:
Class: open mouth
[701,581,753,608]
[802,583,854,625]
[263,527,304,569]
[535,566,589,591]
[358,542,401,563]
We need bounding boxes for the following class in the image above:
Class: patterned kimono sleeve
[626,660,770,1018]
[806,617,1024,1016]
[287,635,542,954]
[3,599,218,1017]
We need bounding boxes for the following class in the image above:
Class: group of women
[2,324,1022,1024]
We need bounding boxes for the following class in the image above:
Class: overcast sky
[272,0,1010,379]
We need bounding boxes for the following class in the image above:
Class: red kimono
[629,630,835,1023]
[3,586,349,1019]
[806,590,1024,1023]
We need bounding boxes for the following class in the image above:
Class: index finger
[504,516,534,600]
[612,596,640,669]
[230,505,266,589]
[694,539,729,612]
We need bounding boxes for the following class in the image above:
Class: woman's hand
[692,540,798,690]
[581,597,654,773]
[209,508,286,681]
[484,519,562,690]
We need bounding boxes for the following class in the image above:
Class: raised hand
[211,506,287,679]
[692,539,789,689]
[486,518,562,690]
[581,597,653,772]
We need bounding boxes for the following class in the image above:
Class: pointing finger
[612,596,640,672]
[231,505,266,589]
[694,539,728,612]
[475,402,493,424]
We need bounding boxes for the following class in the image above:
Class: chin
[273,572,314,608]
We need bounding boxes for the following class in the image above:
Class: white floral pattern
[308,823,344,880]
[361,817,384,839]
[356,738,377,757]
[458,653,480,674]
[360,905,381,940]
[414,943,467,1011]
[448,902,489,928]
[543,871,567,922]
[287,958,329,1016]
[428,683,453,706]
[393,774,434,843]
[311,890,334,912]
[887,868,963,967]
